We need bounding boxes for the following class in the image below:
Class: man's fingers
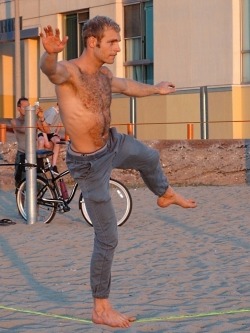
[42,25,53,36]
[41,26,65,42]
[55,28,60,37]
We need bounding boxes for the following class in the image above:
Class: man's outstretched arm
[111,77,176,97]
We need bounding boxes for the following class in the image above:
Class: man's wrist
[45,51,59,57]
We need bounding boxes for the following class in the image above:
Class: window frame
[123,0,153,84]
[242,0,250,83]
[64,10,89,60]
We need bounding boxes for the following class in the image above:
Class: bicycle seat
[36,149,54,159]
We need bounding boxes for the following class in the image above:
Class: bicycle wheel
[16,176,57,224]
[79,178,132,227]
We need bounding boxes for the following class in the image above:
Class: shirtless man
[40,16,197,329]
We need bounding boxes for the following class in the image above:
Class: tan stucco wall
[1,0,249,141]
[111,91,205,140]
[0,0,243,93]
[241,86,250,137]
[154,0,240,87]
[208,90,233,139]
[0,38,14,117]
[111,87,250,140]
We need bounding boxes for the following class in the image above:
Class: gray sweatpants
[66,127,169,298]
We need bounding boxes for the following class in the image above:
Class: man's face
[94,28,121,64]
[18,100,30,116]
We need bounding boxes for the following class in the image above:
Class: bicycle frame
[15,150,132,225]
[38,158,79,210]
[50,170,78,204]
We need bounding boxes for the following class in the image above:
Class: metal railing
[0,87,249,142]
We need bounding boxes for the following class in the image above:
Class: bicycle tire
[16,176,57,224]
[79,178,132,227]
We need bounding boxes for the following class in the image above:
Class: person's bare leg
[157,186,197,208]
[37,136,45,149]
[92,298,136,328]
[51,137,60,167]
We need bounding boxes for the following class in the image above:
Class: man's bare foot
[157,186,197,208]
[92,298,136,328]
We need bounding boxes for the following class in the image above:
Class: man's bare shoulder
[59,59,78,72]
[100,66,113,79]
[55,59,83,84]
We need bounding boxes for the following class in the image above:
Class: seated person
[11,97,50,187]
[37,103,62,173]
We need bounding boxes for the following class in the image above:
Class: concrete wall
[154,0,241,87]
[0,50,14,118]
[111,84,250,140]
[241,86,250,137]
[1,0,249,140]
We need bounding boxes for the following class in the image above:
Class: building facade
[0,0,250,139]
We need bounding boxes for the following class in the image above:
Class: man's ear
[88,36,97,48]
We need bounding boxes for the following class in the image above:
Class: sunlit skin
[40,24,196,328]
[39,26,177,153]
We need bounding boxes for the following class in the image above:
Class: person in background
[11,97,50,187]
[37,103,62,173]
[40,16,197,328]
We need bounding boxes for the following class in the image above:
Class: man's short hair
[82,16,120,48]
[17,97,28,107]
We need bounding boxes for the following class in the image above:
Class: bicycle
[15,148,132,226]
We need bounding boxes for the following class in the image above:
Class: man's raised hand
[40,25,68,54]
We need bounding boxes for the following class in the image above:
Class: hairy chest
[73,71,112,111]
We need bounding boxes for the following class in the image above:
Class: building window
[0,17,21,33]
[242,0,250,82]
[64,10,89,60]
[124,0,153,84]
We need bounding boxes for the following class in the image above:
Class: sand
[0,185,250,332]
[1,132,250,331]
